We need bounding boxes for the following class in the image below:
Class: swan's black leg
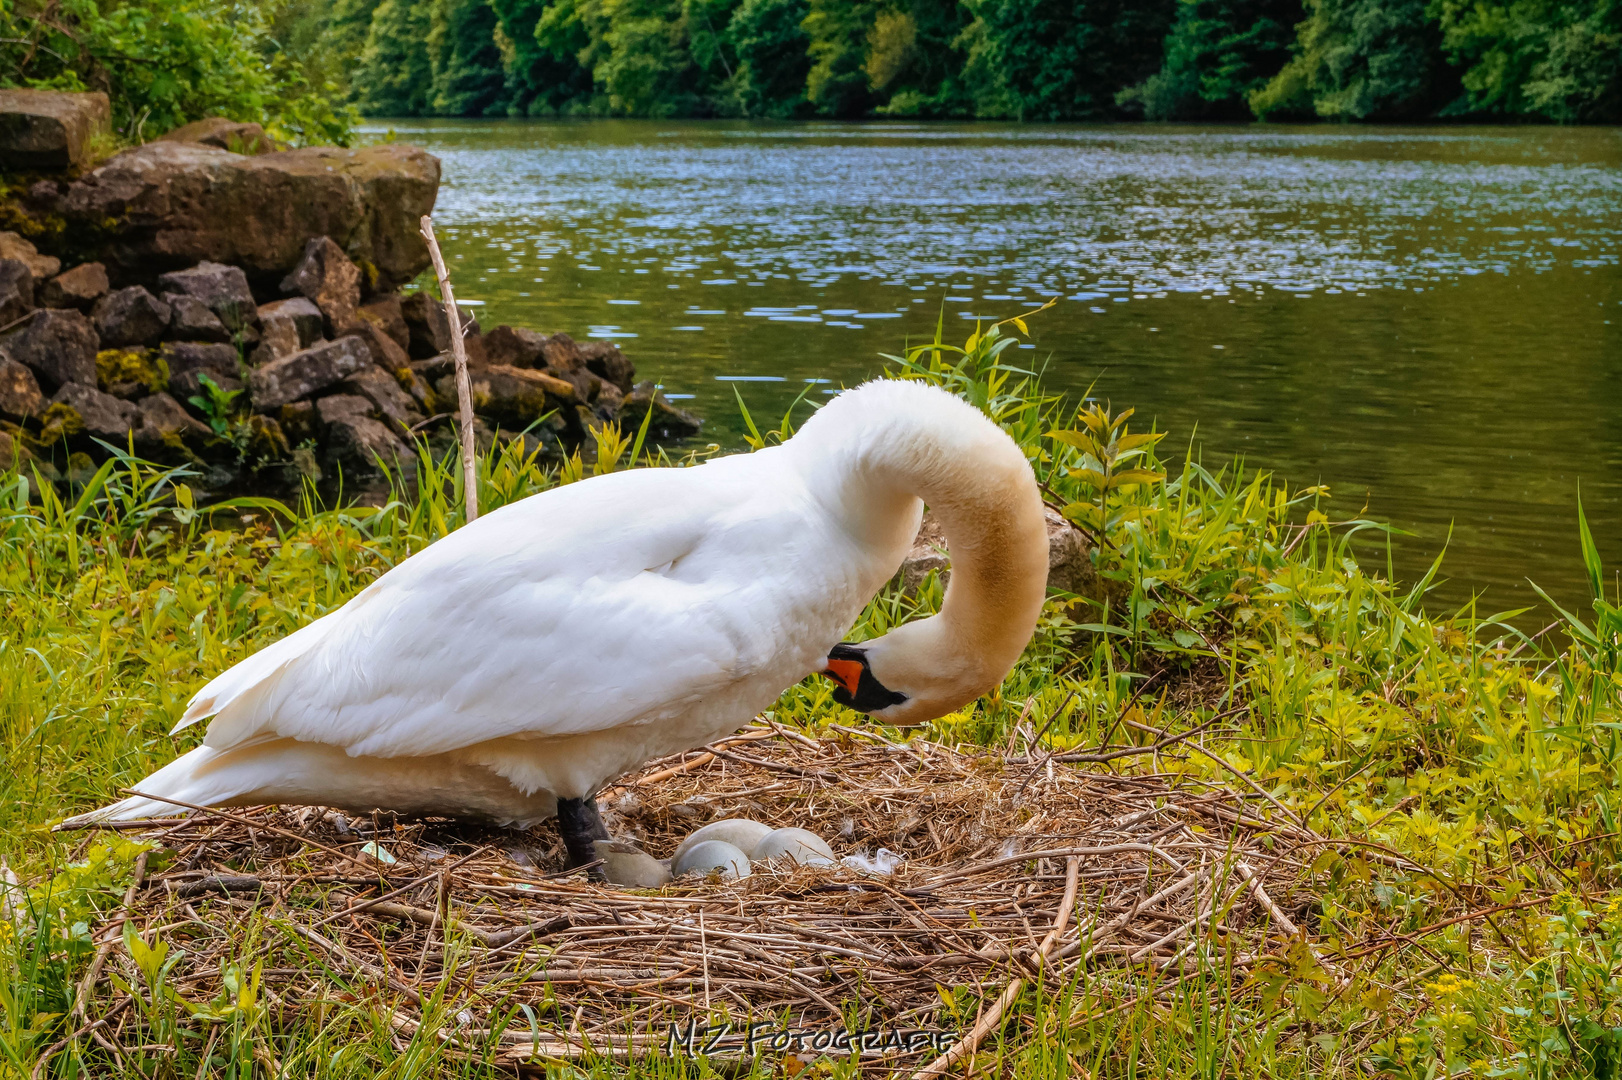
[557,796,610,870]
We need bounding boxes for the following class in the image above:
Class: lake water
[360,120,1621,618]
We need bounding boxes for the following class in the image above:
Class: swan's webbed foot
[556,797,671,887]
[557,796,611,870]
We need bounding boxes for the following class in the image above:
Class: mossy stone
[36,401,83,443]
[96,348,170,397]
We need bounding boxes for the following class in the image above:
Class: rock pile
[0,99,702,492]
[0,229,701,490]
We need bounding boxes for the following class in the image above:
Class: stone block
[50,381,136,439]
[340,364,424,432]
[0,89,110,171]
[0,232,60,280]
[157,117,286,156]
[1,308,97,389]
[157,262,256,330]
[163,294,229,342]
[41,262,108,310]
[0,260,33,326]
[281,235,361,334]
[482,325,547,369]
[33,141,438,288]
[249,335,370,411]
[258,297,323,348]
[93,286,171,347]
[162,341,240,401]
[0,353,45,420]
[357,294,409,350]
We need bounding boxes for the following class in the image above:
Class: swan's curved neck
[791,382,1050,721]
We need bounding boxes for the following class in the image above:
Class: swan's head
[804,377,1051,727]
[820,613,1020,727]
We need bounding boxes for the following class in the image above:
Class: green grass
[7,318,1622,1078]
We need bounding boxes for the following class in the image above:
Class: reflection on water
[361,120,1622,616]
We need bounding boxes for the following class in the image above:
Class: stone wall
[0,97,701,492]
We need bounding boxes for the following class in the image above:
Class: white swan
[69,379,1050,865]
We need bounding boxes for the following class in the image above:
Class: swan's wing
[183,462,816,760]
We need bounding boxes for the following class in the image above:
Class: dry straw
[49,724,1520,1074]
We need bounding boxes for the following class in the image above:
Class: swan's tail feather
[60,746,235,826]
[59,739,564,829]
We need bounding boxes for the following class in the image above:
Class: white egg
[671,818,774,865]
[672,840,752,879]
[752,827,836,866]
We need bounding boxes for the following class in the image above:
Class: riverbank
[5,329,1622,1078]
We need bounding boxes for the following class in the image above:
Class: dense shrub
[0,0,355,146]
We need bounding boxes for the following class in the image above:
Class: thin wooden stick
[913,855,1079,1080]
[311,848,486,927]
[418,215,479,523]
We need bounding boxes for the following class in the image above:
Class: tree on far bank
[1249,0,1456,119]
[1119,0,1302,120]
[958,0,1177,119]
[352,0,436,114]
[1436,0,1622,121]
[724,0,813,116]
[429,0,513,113]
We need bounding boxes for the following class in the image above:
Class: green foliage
[723,0,812,116]
[429,0,513,114]
[4,0,1616,125]
[1436,0,1622,121]
[492,0,594,113]
[1120,0,1302,119]
[956,0,1178,119]
[353,0,437,114]
[869,0,970,115]
[594,0,704,116]
[0,0,354,146]
[802,0,877,115]
[1249,0,1456,119]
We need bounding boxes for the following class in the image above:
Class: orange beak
[824,657,863,696]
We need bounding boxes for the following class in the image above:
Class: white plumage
[72,379,1049,829]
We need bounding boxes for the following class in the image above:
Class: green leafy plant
[0,0,355,146]
[1049,402,1166,537]
[186,373,242,437]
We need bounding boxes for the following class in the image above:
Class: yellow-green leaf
[1108,468,1166,487]
[1048,430,1100,454]
[1069,468,1108,489]
[1115,432,1164,452]
[1061,502,1103,529]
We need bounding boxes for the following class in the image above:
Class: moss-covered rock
[35,400,84,443]
[24,142,439,289]
[246,413,290,460]
[96,348,169,398]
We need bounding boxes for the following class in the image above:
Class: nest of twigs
[57,724,1355,1073]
